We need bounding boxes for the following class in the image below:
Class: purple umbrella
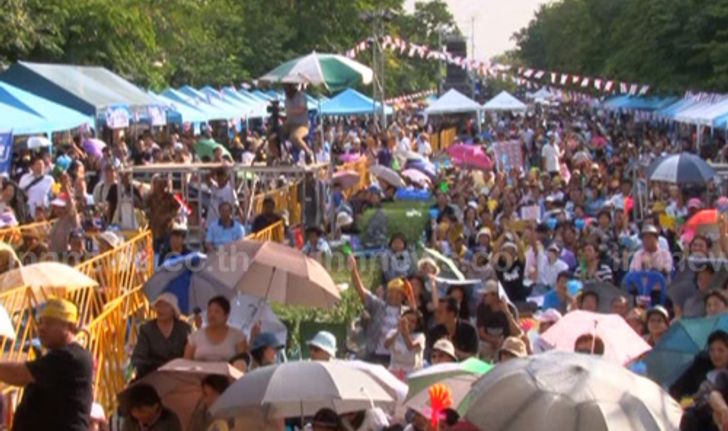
[447,144,493,170]
[83,138,107,159]
[401,169,431,186]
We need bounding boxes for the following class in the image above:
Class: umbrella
[259,52,373,91]
[401,169,431,187]
[404,159,437,181]
[683,209,717,231]
[0,242,20,270]
[122,359,242,429]
[82,138,106,159]
[644,314,728,385]
[210,361,394,420]
[195,138,231,160]
[447,144,493,170]
[332,170,361,189]
[0,262,98,293]
[647,152,715,185]
[461,351,682,431]
[344,360,408,403]
[144,253,232,314]
[204,240,340,308]
[541,310,651,365]
[23,136,51,150]
[424,247,465,280]
[369,165,406,189]
[0,304,16,340]
[405,358,493,415]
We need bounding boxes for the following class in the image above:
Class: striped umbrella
[647,152,715,185]
[259,52,373,91]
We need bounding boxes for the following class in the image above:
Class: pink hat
[687,198,702,210]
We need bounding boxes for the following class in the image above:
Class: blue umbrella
[144,252,231,314]
[644,314,728,386]
[647,152,715,185]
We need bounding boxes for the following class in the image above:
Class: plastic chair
[622,271,667,307]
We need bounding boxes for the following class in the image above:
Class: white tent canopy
[528,87,554,101]
[674,97,728,127]
[482,91,527,112]
[425,89,482,115]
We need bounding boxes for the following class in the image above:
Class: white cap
[152,293,181,317]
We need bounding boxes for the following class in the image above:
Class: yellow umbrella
[0,262,98,292]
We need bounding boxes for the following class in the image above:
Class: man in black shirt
[0,298,93,431]
[428,297,478,361]
[251,197,284,233]
[476,280,524,361]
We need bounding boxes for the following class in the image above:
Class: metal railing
[245,220,285,242]
[0,220,55,249]
[250,182,303,227]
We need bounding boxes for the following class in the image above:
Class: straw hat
[152,293,181,317]
[499,337,528,359]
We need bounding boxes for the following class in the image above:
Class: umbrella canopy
[259,52,373,91]
[405,358,493,415]
[644,314,728,385]
[404,159,437,182]
[204,240,340,308]
[210,361,394,419]
[369,165,406,189]
[195,138,231,160]
[541,310,651,365]
[0,262,98,292]
[332,170,361,189]
[447,144,493,170]
[144,253,232,314]
[572,151,592,165]
[424,247,465,280]
[425,89,482,115]
[461,351,683,431]
[82,138,106,159]
[401,169,431,187]
[647,152,715,185]
[122,359,242,429]
[0,304,16,340]
[23,136,51,150]
[344,360,408,403]
[684,209,717,231]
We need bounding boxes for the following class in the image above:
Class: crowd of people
[3,88,728,431]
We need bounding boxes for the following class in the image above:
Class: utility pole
[362,10,393,131]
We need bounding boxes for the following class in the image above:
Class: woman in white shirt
[384,309,425,380]
[184,296,247,362]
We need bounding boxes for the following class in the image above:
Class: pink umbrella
[338,153,361,163]
[82,138,106,159]
[332,170,360,189]
[541,310,651,365]
[447,144,493,170]
[401,169,431,186]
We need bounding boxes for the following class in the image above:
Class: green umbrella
[405,358,493,416]
[258,52,373,91]
[195,138,231,160]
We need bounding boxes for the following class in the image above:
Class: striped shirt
[574,262,614,284]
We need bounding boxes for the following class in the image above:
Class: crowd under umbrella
[540,310,652,365]
[644,313,728,386]
[120,359,243,430]
[204,239,341,308]
[210,361,394,422]
[461,351,683,431]
[447,144,494,170]
[647,152,716,185]
[332,170,361,189]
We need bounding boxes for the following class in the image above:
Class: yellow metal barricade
[0,220,55,248]
[338,157,370,194]
[244,220,285,242]
[250,182,303,226]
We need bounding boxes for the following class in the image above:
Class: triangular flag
[629,84,638,95]
[534,70,545,79]
[604,81,614,92]
[560,74,569,85]
[639,85,650,95]
[551,73,557,84]
[594,79,602,90]
[572,75,581,84]
[620,82,628,94]
[581,78,589,87]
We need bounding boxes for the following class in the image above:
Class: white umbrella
[344,360,408,403]
[369,165,406,189]
[210,361,394,420]
[0,305,16,340]
[462,351,683,431]
[25,136,51,150]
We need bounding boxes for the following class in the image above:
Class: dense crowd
[2,89,728,431]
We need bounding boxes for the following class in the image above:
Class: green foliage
[359,200,432,245]
[513,0,728,93]
[0,0,458,96]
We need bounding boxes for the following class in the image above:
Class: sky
[404,0,551,60]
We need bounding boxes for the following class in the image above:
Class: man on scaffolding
[272,83,313,165]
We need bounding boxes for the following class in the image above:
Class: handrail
[250,182,302,226]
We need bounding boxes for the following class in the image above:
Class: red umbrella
[684,209,718,231]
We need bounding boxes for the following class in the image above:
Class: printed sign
[0,132,13,175]
[105,107,130,129]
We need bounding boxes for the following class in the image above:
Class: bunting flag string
[345,36,651,95]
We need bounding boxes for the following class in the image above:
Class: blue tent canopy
[0,103,55,136]
[201,86,263,119]
[319,88,393,116]
[163,88,229,121]
[0,61,158,117]
[603,95,678,112]
[179,86,242,119]
[0,82,92,135]
[252,90,274,101]
[221,87,267,118]
[150,91,208,124]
